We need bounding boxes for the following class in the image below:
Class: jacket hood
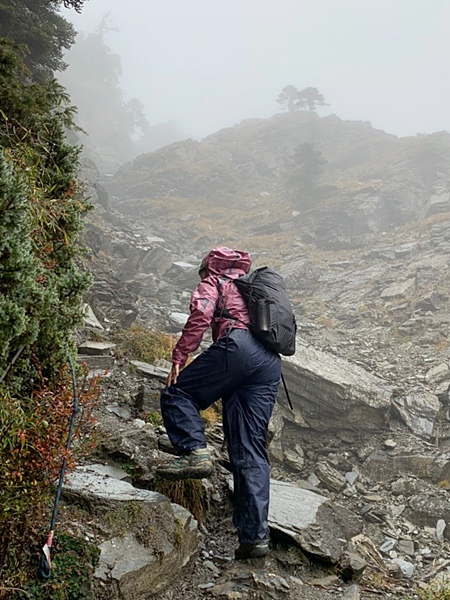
[201,247,252,276]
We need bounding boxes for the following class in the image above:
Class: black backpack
[217,267,297,356]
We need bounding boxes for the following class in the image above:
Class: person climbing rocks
[156,247,281,559]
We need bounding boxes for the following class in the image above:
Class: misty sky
[62,0,450,140]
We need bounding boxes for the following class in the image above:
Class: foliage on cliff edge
[0,39,94,589]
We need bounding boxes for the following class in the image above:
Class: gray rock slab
[346,471,360,486]
[436,519,446,540]
[268,479,362,563]
[405,494,450,539]
[166,262,199,288]
[391,477,425,497]
[342,584,360,600]
[64,468,165,503]
[391,558,415,578]
[293,479,323,495]
[95,532,162,580]
[380,278,416,299]
[77,341,116,356]
[130,360,170,381]
[77,464,132,483]
[363,451,437,482]
[95,523,197,599]
[283,443,305,471]
[425,190,450,217]
[140,245,172,276]
[76,354,116,373]
[106,403,132,420]
[82,303,104,330]
[425,363,449,384]
[171,503,200,566]
[145,235,165,244]
[307,574,340,587]
[314,461,347,492]
[169,312,189,327]
[416,292,442,312]
[278,258,324,292]
[172,261,195,269]
[339,549,368,582]
[95,420,160,482]
[210,570,292,598]
[397,539,415,556]
[281,344,391,431]
[154,358,172,370]
[380,539,396,553]
[392,392,440,437]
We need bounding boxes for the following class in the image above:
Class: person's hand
[166,363,180,387]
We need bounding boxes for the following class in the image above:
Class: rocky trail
[66,123,450,598]
[62,348,450,599]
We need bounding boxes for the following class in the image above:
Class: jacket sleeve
[172,278,219,367]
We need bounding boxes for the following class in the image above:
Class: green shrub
[0,40,92,392]
[0,40,96,590]
[143,411,163,427]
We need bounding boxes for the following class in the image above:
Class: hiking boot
[156,448,213,480]
[234,540,269,560]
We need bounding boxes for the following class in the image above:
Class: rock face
[268,480,362,563]
[280,343,392,432]
[64,467,199,598]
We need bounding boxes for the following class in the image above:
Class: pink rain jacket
[172,247,252,367]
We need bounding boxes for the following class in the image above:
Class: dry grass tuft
[113,325,175,364]
[152,477,207,523]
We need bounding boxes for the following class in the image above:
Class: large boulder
[64,466,199,600]
[268,480,363,563]
[280,343,392,432]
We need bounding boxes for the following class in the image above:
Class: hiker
[157,247,281,559]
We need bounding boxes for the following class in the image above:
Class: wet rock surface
[63,354,450,599]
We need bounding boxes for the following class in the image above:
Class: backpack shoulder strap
[214,276,236,320]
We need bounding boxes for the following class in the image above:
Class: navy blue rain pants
[160,329,281,544]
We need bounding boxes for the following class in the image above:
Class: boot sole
[235,545,269,560]
[156,465,214,481]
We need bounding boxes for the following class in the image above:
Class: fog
[62,0,450,140]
